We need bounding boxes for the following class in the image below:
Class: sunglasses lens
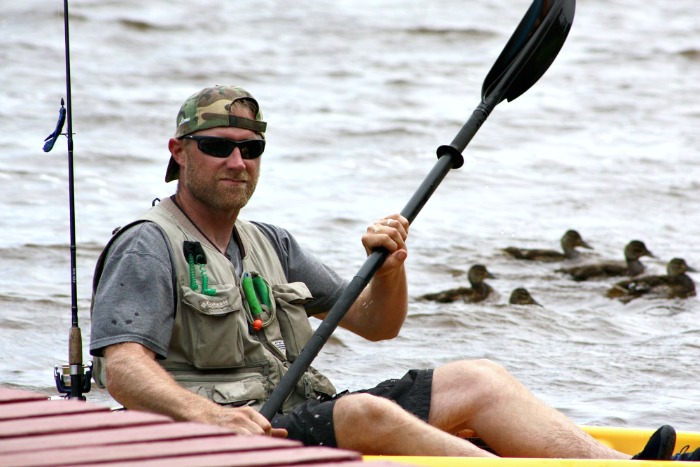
[190,137,265,159]
[198,138,234,158]
[240,140,265,159]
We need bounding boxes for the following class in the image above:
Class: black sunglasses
[182,135,265,160]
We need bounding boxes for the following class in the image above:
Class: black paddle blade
[482,0,576,104]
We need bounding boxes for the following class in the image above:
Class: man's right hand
[202,404,288,438]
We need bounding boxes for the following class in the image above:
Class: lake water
[1,0,699,432]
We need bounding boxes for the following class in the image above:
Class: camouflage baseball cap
[165,85,267,183]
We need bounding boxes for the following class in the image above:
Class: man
[90,85,691,460]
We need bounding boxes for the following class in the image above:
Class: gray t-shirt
[90,220,347,359]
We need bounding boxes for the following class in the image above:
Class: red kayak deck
[0,387,402,467]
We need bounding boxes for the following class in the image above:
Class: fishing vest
[92,197,336,413]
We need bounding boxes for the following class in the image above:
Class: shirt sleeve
[89,222,176,359]
[250,221,348,315]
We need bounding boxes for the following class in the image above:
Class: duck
[503,229,593,262]
[556,240,654,281]
[418,264,496,303]
[606,257,697,302]
[508,287,541,306]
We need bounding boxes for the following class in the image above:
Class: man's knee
[444,358,509,379]
[461,358,510,379]
[334,393,397,425]
[333,393,418,451]
[440,359,517,400]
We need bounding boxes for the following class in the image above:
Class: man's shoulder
[246,220,291,240]
[112,219,166,240]
[107,220,170,256]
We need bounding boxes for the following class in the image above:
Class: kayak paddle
[260,0,576,420]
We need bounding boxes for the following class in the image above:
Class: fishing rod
[44,0,92,400]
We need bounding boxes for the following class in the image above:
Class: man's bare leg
[333,393,497,456]
[428,359,628,459]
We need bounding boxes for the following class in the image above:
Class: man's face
[177,110,262,213]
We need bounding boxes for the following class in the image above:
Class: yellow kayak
[364,426,700,466]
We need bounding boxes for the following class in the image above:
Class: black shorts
[271,369,433,447]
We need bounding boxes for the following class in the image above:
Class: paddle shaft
[259,183,438,420]
[260,106,489,420]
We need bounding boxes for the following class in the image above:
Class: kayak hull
[364,426,700,465]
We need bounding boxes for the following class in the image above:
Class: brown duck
[508,287,541,306]
[607,257,697,302]
[503,229,593,262]
[418,264,496,303]
[556,240,654,281]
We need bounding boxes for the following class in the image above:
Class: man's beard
[184,151,259,212]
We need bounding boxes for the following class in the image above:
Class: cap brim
[164,156,179,183]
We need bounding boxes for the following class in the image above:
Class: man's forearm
[104,343,220,423]
[104,342,286,437]
[345,267,409,341]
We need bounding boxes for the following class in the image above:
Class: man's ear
[169,137,186,165]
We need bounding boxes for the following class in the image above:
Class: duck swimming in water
[418,264,496,303]
[556,240,654,281]
[503,229,593,262]
[508,287,541,306]
[606,257,697,302]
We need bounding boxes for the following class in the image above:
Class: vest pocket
[179,284,250,369]
[179,373,268,409]
[300,366,337,401]
[271,282,313,362]
[210,376,267,406]
[211,376,266,405]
